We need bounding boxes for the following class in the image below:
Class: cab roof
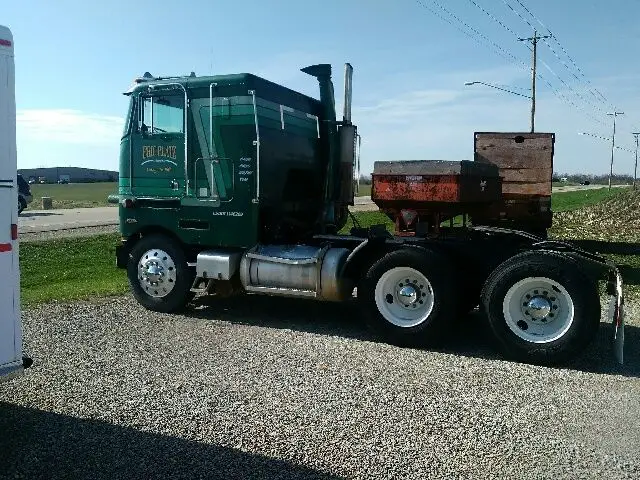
[125,70,323,115]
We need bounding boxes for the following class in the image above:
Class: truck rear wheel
[127,234,195,313]
[480,251,600,364]
[359,248,456,347]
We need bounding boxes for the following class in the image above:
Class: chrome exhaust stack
[343,63,353,124]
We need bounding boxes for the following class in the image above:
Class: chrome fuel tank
[240,244,353,302]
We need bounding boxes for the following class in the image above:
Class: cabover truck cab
[112,63,624,366]
[0,25,32,381]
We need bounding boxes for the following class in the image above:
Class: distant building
[17,167,118,184]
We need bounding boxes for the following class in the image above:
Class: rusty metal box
[371,160,501,206]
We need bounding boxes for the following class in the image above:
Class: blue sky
[5,0,640,176]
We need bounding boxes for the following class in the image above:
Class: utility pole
[606,112,624,190]
[519,30,551,133]
[633,132,640,190]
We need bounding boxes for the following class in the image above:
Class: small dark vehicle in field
[109,63,624,365]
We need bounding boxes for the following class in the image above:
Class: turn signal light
[122,198,135,209]
[11,224,17,240]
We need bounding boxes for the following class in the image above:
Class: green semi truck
[110,63,624,366]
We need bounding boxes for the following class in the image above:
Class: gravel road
[18,224,119,243]
[1,295,639,479]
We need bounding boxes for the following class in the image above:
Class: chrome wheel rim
[137,249,177,298]
[502,276,574,344]
[374,267,435,328]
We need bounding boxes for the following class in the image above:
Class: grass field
[551,188,621,212]
[356,184,371,197]
[20,234,127,305]
[27,182,117,209]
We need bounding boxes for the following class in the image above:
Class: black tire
[480,251,600,365]
[127,234,195,313]
[358,248,456,347]
[18,197,26,215]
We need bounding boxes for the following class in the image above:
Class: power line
[537,57,608,121]
[501,0,608,116]
[415,0,616,130]
[414,0,513,61]
[511,0,613,108]
[466,0,524,43]
[579,132,634,153]
[462,0,608,128]
[420,0,524,65]
[507,0,640,136]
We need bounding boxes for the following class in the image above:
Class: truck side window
[141,95,184,135]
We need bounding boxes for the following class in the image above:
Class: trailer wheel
[481,251,600,364]
[359,248,455,347]
[127,234,195,313]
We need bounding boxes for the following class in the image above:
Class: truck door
[130,86,187,198]
[180,92,259,247]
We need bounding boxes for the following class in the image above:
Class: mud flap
[608,271,625,365]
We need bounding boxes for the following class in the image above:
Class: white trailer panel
[0,25,30,381]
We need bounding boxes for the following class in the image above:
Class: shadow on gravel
[189,295,640,379]
[0,402,339,480]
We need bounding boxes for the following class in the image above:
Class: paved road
[18,206,119,233]
[552,184,630,193]
[17,185,627,232]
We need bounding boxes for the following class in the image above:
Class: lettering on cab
[142,145,177,160]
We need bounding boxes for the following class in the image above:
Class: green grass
[27,182,118,209]
[356,184,371,197]
[551,187,621,212]
[340,211,393,234]
[20,233,128,305]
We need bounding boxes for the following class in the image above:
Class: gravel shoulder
[1,294,639,479]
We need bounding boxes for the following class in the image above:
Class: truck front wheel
[481,251,600,364]
[359,248,456,347]
[127,234,195,313]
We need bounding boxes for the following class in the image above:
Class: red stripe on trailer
[0,243,12,252]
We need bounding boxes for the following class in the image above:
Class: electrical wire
[511,0,640,134]
[579,132,635,153]
[466,0,524,42]
[511,0,614,108]
[416,0,615,132]
[416,0,524,65]
[501,0,609,117]
[461,0,609,128]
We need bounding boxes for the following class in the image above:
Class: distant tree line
[552,173,634,185]
[358,175,372,185]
